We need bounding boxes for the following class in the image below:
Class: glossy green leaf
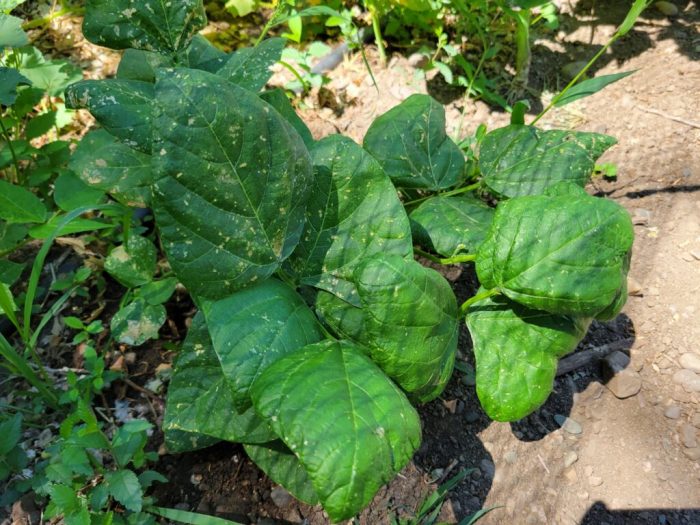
[83,0,207,54]
[180,34,228,73]
[288,135,412,306]
[163,312,275,452]
[69,129,153,208]
[466,294,590,421]
[152,68,311,300]
[139,277,178,305]
[203,279,324,411]
[244,441,319,505]
[354,254,458,402]
[0,67,30,105]
[476,187,634,316]
[250,340,422,522]
[0,14,27,48]
[105,470,142,512]
[595,251,631,321]
[314,290,366,341]
[116,49,173,82]
[110,299,165,346]
[555,71,635,107]
[259,89,313,148]
[0,179,46,223]
[217,37,285,92]
[65,79,154,153]
[409,195,495,257]
[105,235,157,288]
[53,172,106,212]
[363,94,464,190]
[479,125,617,197]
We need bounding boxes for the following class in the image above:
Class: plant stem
[370,8,387,66]
[460,288,499,316]
[279,60,309,91]
[0,118,21,184]
[414,248,476,265]
[404,182,481,207]
[21,6,84,30]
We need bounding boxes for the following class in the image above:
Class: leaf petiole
[460,288,499,316]
[414,248,476,266]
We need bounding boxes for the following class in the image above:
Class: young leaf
[111,420,151,468]
[105,469,143,512]
[65,79,155,153]
[83,0,207,54]
[409,196,495,258]
[476,186,634,316]
[244,441,320,505]
[354,254,459,402]
[0,179,47,224]
[216,37,286,92]
[250,340,422,522]
[25,110,57,140]
[479,125,617,198]
[15,50,81,97]
[0,67,30,106]
[554,71,635,107]
[105,235,157,288]
[203,279,324,411]
[259,89,313,148]
[466,294,590,421]
[364,94,465,190]
[163,312,276,452]
[69,129,153,208]
[110,299,165,346]
[288,135,412,305]
[152,68,312,300]
[53,172,106,212]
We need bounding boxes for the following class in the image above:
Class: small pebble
[589,476,604,487]
[679,352,700,373]
[465,411,479,423]
[479,459,495,479]
[655,1,679,16]
[664,405,681,419]
[672,369,700,392]
[504,450,518,464]
[633,208,653,225]
[564,451,579,468]
[692,412,700,428]
[554,414,582,435]
[270,486,293,508]
[682,447,700,461]
[680,424,698,448]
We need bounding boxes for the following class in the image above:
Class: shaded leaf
[105,235,157,288]
[259,89,313,148]
[139,277,178,305]
[53,171,106,212]
[0,14,27,48]
[0,258,24,285]
[116,49,173,83]
[180,34,228,72]
[217,37,285,92]
[105,470,142,512]
[0,66,30,105]
[0,179,46,223]
[110,299,165,346]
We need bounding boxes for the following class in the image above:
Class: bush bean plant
[60,0,635,521]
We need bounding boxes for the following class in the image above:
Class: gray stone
[680,424,698,448]
[672,369,700,392]
[679,353,700,373]
[564,451,579,468]
[465,411,479,423]
[480,458,495,479]
[601,352,642,398]
[270,486,293,508]
[682,447,700,461]
[589,476,603,487]
[632,208,652,225]
[554,414,582,435]
[655,1,679,16]
[664,405,682,419]
[692,412,700,428]
[627,277,643,296]
[504,450,518,464]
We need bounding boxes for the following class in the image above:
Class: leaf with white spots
[83,0,207,54]
[110,299,165,346]
[363,94,465,190]
[116,49,173,82]
[288,135,412,306]
[250,340,422,522]
[259,89,313,149]
[65,79,154,153]
[180,34,228,72]
[216,37,285,92]
[466,293,590,421]
[476,185,634,316]
[104,235,157,288]
[163,312,276,452]
[202,279,324,411]
[152,68,312,300]
[478,125,617,198]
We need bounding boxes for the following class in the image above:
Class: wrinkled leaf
[163,312,275,452]
[250,340,421,522]
[259,89,313,148]
[476,186,634,316]
[364,94,464,190]
[203,279,323,411]
[217,37,285,92]
[105,235,157,288]
[65,79,154,153]
[409,195,494,257]
[110,299,165,346]
[83,0,207,54]
[53,171,106,212]
[466,294,590,421]
[479,125,617,198]
[0,67,30,105]
[355,254,458,402]
[69,129,153,208]
[105,470,142,512]
[152,68,311,300]
[288,135,412,306]
[0,179,46,223]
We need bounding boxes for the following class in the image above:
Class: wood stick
[556,337,635,377]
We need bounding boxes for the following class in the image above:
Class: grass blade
[147,506,244,525]
[458,505,503,525]
[554,71,636,107]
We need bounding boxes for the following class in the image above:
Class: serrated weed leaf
[479,125,617,198]
[288,135,412,306]
[466,294,590,421]
[250,340,421,522]
[152,67,312,300]
[364,94,465,190]
[163,312,275,452]
[476,188,634,316]
[203,279,324,411]
[354,254,459,402]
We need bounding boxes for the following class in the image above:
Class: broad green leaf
[105,235,157,288]
[105,470,142,512]
[0,66,30,105]
[288,135,412,306]
[65,79,154,153]
[203,279,323,411]
[259,89,313,148]
[595,251,631,321]
[152,68,311,300]
[0,221,27,251]
[555,71,635,107]
[245,441,319,505]
[69,129,153,208]
[116,49,173,83]
[0,179,46,223]
[110,299,165,346]
[466,294,589,421]
[0,258,23,285]
[12,48,81,97]
[314,290,366,341]
[83,0,207,54]
[354,254,458,402]
[364,94,465,190]
[163,312,275,452]
[216,37,285,92]
[0,14,27,48]
[138,277,178,305]
[180,34,228,73]
[0,413,21,455]
[25,111,60,141]
[250,340,422,522]
[409,195,495,257]
[476,187,634,316]
[479,125,617,198]
[28,216,112,239]
[53,171,106,212]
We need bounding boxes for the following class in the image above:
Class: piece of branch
[556,337,634,377]
[637,106,700,129]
